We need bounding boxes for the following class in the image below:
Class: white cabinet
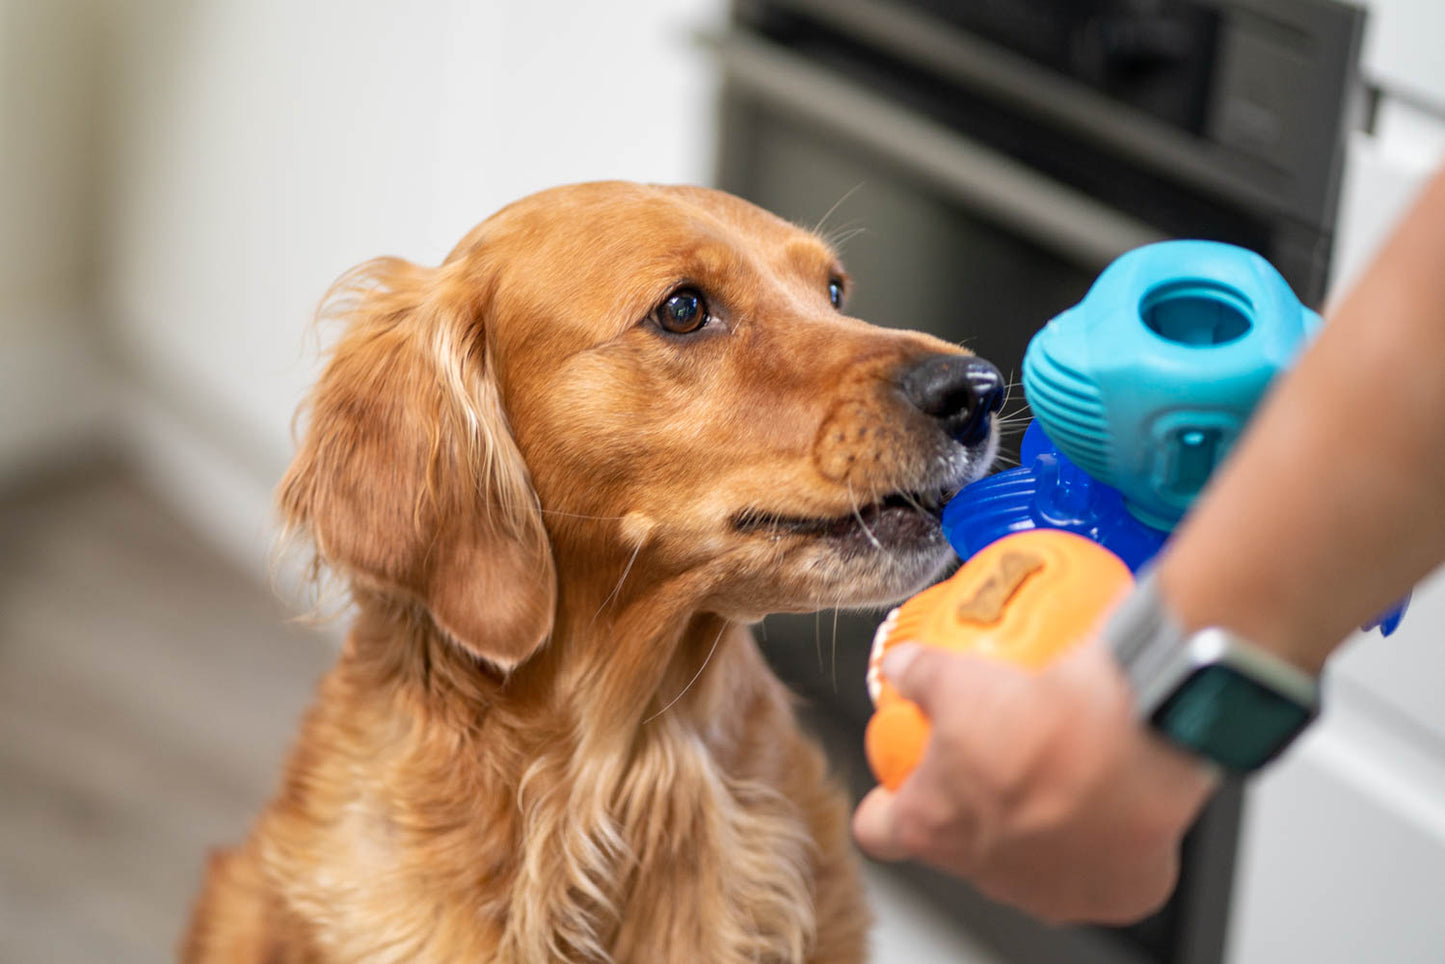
[1359,0,1445,110]
[1226,687,1445,963]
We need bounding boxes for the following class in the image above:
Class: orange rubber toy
[865,529,1134,791]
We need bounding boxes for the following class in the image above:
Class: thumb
[882,642,1025,718]
[852,785,911,861]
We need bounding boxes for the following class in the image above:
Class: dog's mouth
[731,484,956,547]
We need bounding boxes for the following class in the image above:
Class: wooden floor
[0,467,335,963]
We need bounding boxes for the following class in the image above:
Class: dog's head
[281,182,1001,670]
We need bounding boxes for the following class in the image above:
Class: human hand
[852,637,1218,924]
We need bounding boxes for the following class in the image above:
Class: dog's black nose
[899,354,1006,446]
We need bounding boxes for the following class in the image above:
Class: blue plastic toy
[942,239,1409,636]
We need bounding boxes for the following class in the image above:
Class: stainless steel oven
[711,2,1364,962]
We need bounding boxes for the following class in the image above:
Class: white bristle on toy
[867,607,901,705]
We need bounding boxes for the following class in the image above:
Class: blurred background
[2,1,1443,962]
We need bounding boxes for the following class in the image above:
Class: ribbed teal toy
[1022,239,1322,532]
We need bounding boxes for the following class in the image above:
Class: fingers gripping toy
[865,240,1411,791]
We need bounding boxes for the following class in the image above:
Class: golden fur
[182,182,995,963]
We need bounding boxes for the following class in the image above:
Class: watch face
[1149,663,1315,771]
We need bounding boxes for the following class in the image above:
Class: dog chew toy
[945,239,1324,570]
[865,239,1411,791]
[865,529,1132,791]
[942,238,1408,629]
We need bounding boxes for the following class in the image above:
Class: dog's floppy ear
[279,256,556,670]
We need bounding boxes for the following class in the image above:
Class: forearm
[1158,166,1445,673]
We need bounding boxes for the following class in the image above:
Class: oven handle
[712,32,1167,269]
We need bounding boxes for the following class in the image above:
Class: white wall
[1358,0,1445,113]
[0,0,115,483]
[98,0,725,569]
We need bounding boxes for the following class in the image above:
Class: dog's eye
[653,287,710,335]
[828,278,845,310]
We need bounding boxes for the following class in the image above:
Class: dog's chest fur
[206,625,867,964]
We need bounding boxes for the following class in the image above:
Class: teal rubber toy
[1023,239,1322,531]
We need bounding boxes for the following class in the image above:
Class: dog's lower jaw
[842,530,957,603]
[782,529,955,617]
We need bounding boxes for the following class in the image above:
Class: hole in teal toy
[1141,280,1253,346]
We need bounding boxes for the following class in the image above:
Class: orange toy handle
[865,529,1133,791]
[865,702,931,793]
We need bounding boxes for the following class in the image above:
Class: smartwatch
[1106,571,1320,772]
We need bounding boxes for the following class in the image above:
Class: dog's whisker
[827,226,869,251]
[847,483,893,561]
[643,623,728,725]
[818,218,863,246]
[1001,370,1020,414]
[814,610,824,674]
[812,182,865,238]
[592,541,643,624]
[830,605,841,694]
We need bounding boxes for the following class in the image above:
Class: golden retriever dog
[183,181,1003,963]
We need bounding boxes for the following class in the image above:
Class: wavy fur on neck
[189,596,861,963]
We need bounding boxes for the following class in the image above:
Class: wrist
[1154,553,1333,676]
